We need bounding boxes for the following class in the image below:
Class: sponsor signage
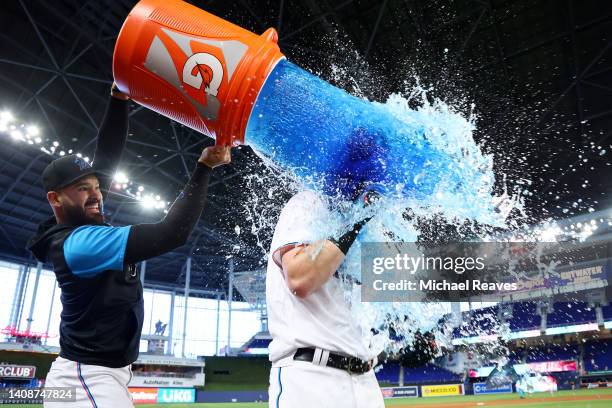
[507,330,542,340]
[129,387,158,404]
[0,365,36,379]
[545,323,598,335]
[474,382,513,394]
[469,366,495,378]
[421,384,464,397]
[380,386,418,399]
[129,376,202,388]
[134,357,205,367]
[452,334,498,345]
[514,360,577,374]
[158,388,196,404]
[455,329,543,345]
[471,360,577,378]
[129,387,196,404]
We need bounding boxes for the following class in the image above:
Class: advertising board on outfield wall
[473,382,513,394]
[0,364,36,379]
[381,386,419,399]
[421,384,464,397]
[129,388,159,404]
[158,388,196,403]
[129,375,203,388]
[129,387,196,404]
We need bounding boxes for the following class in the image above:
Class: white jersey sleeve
[270,190,332,268]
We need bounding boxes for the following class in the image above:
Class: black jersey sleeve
[124,163,212,264]
[92,97,129,199]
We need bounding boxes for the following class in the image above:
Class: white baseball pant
[43,356,133,408]
[268,360,385,408]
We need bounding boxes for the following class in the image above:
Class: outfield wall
[196,390,268,403]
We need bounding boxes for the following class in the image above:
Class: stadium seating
[375,360,462,385]
[448,301,602,340]
[452,306,500,338]
[244,338,271,349]
[507,302,541,331]
[546,302,597,327]
[584,340,612,372]
[524,343,579,363]
[601,303,612,321]
[403,363,463,384]
[507,347,525,364]
[375,361,401,383]
[238,333,272,355]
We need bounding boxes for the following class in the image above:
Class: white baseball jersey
[266,190,375,365]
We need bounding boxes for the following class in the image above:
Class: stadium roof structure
[0,0,611,295]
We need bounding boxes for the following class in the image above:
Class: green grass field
[385,388,612,407]
[6,388,612,407]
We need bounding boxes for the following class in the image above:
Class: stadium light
[141,195,156,210]
[26,125,39,136]
[0,110,14,123]
[10,130,23,141]
[538,225,562,241]
[1,109,169,211]
[114,172,129,184]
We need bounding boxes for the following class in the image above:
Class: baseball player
[266,188,384,408]
[27,83,231,407]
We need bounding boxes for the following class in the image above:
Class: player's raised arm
[278,191,376,298]
[123,145,231,264]
[92,83,130,199]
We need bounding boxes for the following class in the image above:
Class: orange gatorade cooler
[114,0,473,203]
[113,0,284,146]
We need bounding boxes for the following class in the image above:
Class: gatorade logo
[144,28,248,121]
[183,53,223,96]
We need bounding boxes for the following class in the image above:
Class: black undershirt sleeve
[124,163,211,264]
[92,97,129,200]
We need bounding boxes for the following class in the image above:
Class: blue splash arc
[246,59,464,200]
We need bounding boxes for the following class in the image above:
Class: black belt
[293,348,372,374]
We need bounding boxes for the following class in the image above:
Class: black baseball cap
[42,155,99,192]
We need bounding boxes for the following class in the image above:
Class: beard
[64,203,105,226]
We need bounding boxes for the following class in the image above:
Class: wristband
[329,217,371,255]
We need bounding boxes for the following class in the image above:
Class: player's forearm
[161,163,211,242]
[284,240,344,298]
[124,163,211,264]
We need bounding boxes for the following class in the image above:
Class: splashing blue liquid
[247,60,482,201]
[244,59,510,352]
